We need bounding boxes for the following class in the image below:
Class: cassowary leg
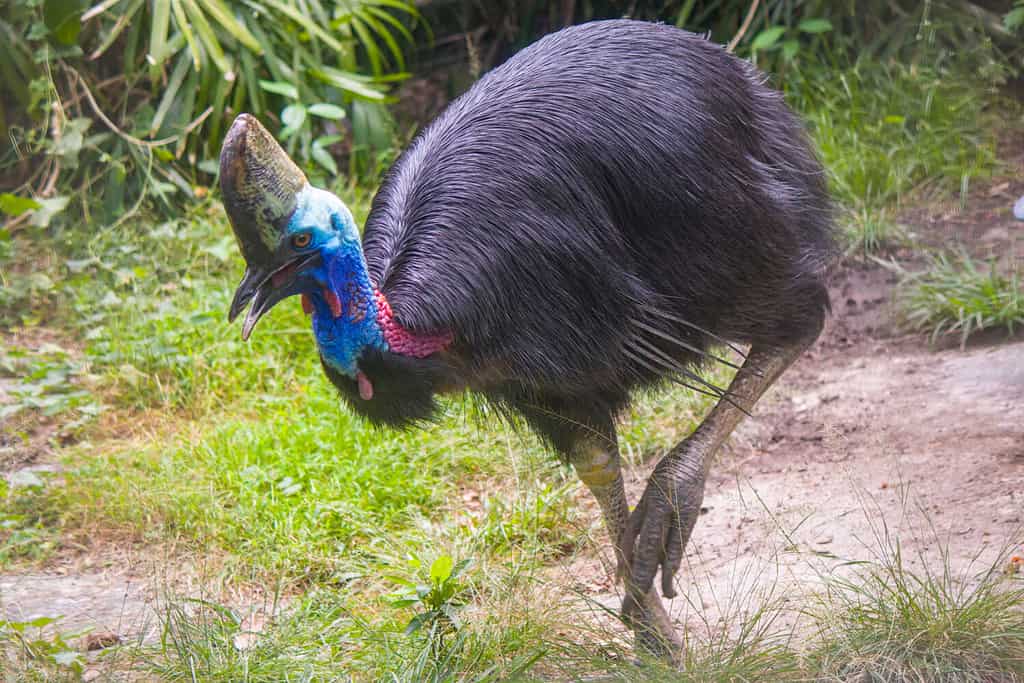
[572,433,682,661]
[620,335,817,623]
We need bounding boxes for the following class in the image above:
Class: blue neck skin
[286,186,387,376]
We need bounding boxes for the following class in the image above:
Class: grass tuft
[897,249,1024,347]
[806,542,1024,682]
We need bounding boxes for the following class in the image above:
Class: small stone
[82,669,102,682]
[1014,195,1024,221]
[83,631,121,651]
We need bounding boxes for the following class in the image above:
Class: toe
[630,504,670,597]
[661,518,684,598]
[618,495,646,579]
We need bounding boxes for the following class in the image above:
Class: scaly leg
[572,429,682,661]
[619,335,817,622]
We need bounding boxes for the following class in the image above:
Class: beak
[220,113,310,338]
[229,252,322,340]
[228,266,269,325]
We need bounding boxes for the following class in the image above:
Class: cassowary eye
[291,233,312,249]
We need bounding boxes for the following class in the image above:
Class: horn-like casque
[219,114,308,322]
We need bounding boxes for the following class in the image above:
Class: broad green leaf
[259,80,299,100]
[1005,7,1024,30]
[311,66,389,102]
[751,26,785,51]
[44,0,85,45]
[314,134,343,146]
[311,145,338,176]
[53,118,91,160]
[798,18,833,34]
[0,193,42,216]
[403,611,429,635]
[281,104,306,135]
[195,0,262,53]
[782,39,800,61]
[429,555,453,584]
[51,650,83,668]
[197,159,219,175]
[308,103,346,119]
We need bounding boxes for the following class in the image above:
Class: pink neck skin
[300,289,453,359]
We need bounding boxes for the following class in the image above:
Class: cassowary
[220,19,834,659]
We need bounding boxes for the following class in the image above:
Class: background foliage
[1,0,424,229]
[2,0,1020,235]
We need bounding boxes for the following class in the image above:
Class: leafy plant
[787,60,1003,254]
[0,344,100,421]
[1006,1,1024,32]
[389,555,472,643]
[463,480,580,558]
[0,474,62,566]
[0,616,85,676]
[749,17,833,69]
[2,0,424,229]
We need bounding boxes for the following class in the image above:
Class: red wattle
[323,287,343,318]
[374,289,453,358]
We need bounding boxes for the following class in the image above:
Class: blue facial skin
[286,186,387,376]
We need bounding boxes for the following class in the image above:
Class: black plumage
[327,19,835,442]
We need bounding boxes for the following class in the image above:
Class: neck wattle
[373,291,453,358]
[304,248,452,380]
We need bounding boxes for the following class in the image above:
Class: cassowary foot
[569,437,683,663]
[619,437,709,603]
[618,337,819,637]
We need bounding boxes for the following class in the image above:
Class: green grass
[788,60,1005,254]
[897,249,1024,347]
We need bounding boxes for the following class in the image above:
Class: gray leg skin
[619,335,818,627]
[572,432,682,662]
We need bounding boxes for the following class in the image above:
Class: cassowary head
[220,114,451,418]
[221,114,395,396]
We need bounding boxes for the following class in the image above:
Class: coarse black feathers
[329,20,836,443]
